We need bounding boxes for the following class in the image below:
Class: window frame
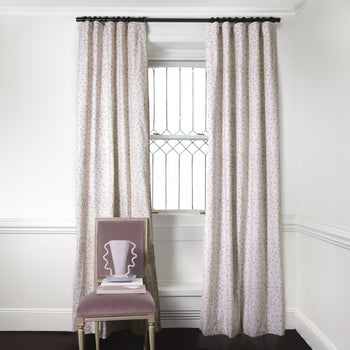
[148,60,208,214]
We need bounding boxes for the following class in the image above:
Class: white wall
[0,15,77,220]
[294,1,350,349]
[0,11,299,331]
[0,14,78,330]
[296,0,350,226]
[1,6,348,350]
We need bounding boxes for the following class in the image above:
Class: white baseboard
[0,307,294,333]
[0,308,72,331]
[0,306,201,331]
[285,307,297,329]
[0,306,337,350]
[294,309,337,350]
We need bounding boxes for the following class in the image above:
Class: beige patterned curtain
[73,20,160,336]
[200,21,284,338]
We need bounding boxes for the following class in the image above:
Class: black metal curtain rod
[76,16,281,24]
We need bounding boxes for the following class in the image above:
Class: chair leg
[95,321,100,350]
[148,320,155,350]
[143,320,148,350]
[77,318,85,350]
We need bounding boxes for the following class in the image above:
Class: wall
[0,14,77,330]
[296,0,350,226]
[295,0,350,349]
[0,11,299,332]
[0,6,342,347]
[0,14,77,220]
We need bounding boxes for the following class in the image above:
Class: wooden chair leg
[143,320,148,350]
[95,321,100,350]
[77,318,85,350]
[148,320,155,350]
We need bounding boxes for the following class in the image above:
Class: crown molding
[293,0,312,14]
[0,5,302,17]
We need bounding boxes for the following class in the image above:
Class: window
[148,62,208,211]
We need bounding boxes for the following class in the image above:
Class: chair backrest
[94,217,148,284]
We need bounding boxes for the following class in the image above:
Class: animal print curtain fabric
[201,21,284,338]
[73,20,160,336]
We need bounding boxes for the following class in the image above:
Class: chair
[76,217,155,350]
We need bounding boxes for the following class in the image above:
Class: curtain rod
[76,16,281,24]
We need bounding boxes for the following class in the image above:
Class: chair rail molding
[0,219,76,234]
[1,215,349,250]
[296,215,350,250]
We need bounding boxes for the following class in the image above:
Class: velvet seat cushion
[77,291,155,318]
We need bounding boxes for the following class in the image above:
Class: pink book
[97,285,146,294]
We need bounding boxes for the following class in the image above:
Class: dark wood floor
[0,328,311,350]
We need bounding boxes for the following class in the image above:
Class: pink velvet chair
[76,218,155,350]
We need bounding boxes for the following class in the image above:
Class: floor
[0,328,312,350]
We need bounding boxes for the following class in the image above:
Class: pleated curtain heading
[200,21,284,338]
[73,20,160,337]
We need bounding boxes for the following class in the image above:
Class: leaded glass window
[149,62,208,211]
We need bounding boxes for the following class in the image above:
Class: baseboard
[294,309,337,350]
[0,306,201,331]
[0,306,300,333]
[285,307,297,329]
[0,305,337,350]
[0,308,72,331]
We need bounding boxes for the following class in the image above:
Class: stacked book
[96,277,146,295]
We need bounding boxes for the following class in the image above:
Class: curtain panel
[201,21,284,338]
[73,20,160,336]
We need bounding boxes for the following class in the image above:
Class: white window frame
[148,60,207,214]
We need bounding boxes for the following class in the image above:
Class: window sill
[152,210,205,215]
[158,282,202,297]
